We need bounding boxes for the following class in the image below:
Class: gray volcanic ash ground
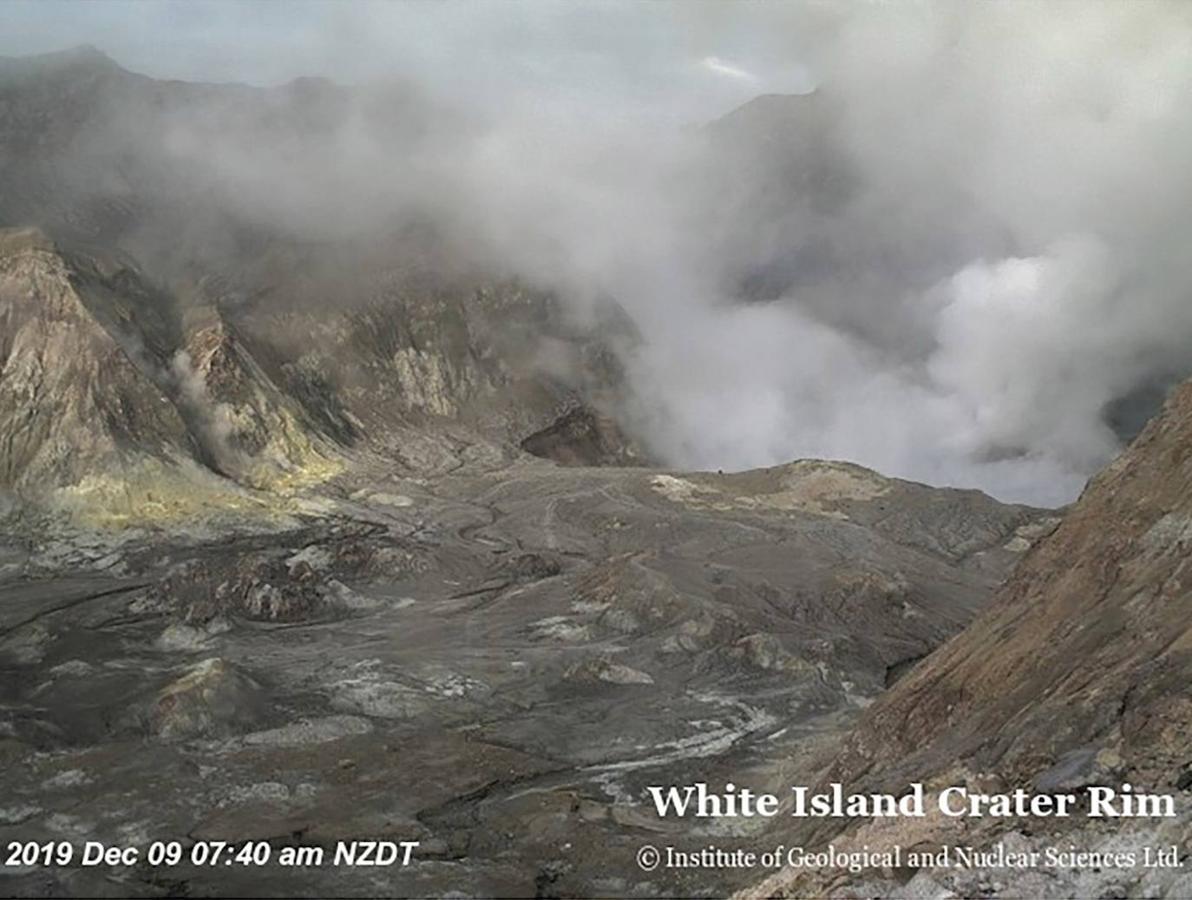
[3,5,1192,897]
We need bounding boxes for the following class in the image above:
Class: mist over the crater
[8,1,1192,506]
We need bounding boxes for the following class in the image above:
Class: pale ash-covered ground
[0,446,1048,898]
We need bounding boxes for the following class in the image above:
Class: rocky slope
[838,378,1192,791]
[0,223,639,526]
[0,227,341,516]
[747,377,1192,898]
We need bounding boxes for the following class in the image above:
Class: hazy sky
[0,1,814,122]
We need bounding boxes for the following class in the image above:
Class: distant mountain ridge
[0,48,645,522]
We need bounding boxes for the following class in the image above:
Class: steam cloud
[424,2,1192,505]
[13,1,1192,505]
[169,350,242,477]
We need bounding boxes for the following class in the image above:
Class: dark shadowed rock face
[520,406,646,467]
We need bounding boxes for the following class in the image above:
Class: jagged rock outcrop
[0,228,194,487]
[520,405,645,467]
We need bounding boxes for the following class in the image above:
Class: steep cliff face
[0,228,192,487]
[223,258,641,459]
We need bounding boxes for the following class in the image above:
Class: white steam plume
[25,1,1192,506]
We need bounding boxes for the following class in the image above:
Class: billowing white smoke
[82,1,1192,506]
[928,240,1125,474]
[432,2,1192,506]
